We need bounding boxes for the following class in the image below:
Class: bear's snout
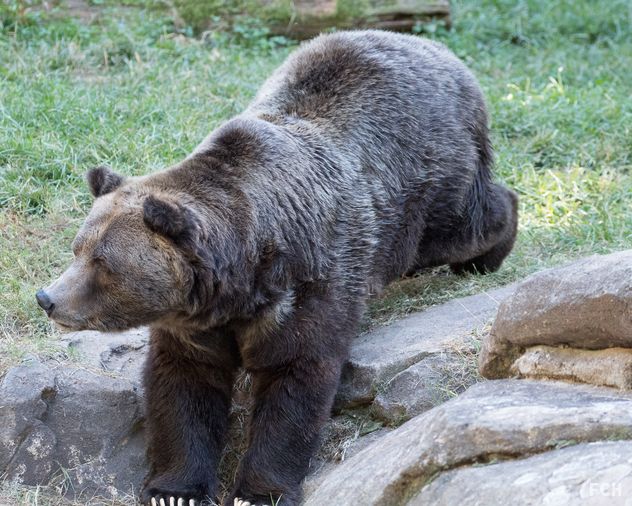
[36,289,55,315]
[36,263,91,331]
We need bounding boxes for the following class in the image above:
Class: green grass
[1,0,632,371]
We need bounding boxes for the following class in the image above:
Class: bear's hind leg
[450,184,518,275]
[141,329,239,506]
[406,185,518,277]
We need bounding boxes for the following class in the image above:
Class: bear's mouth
[49,314,88,332]
[51,320,76,332]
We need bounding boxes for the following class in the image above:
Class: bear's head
[36,166,203,332]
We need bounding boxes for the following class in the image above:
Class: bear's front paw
[149,497,198,506]
[142,475,216,506]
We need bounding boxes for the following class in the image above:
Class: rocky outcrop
[7,251,631,504]
[415,440,632,505]
[479,250,632,380]
[0,357,145,500]
[305,379,632,505]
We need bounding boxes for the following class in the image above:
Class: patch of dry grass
[435,326,488,400]
[0,480,140,506]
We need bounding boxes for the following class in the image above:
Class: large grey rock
[304,379,632,505]
[0,359,145,499]
[0,361,57,481]
[480,250,632,379]
[335,285,514,410]
[413,441,632,506]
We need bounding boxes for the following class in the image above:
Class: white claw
[160,499,166,506]
[234,500,240,506]
[189,500,195,506]
[169,498,175,506]
[151,499,157,506]
[178,499,184,506]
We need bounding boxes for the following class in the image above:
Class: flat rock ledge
[336,284,515,417]
[415,440,632,506]
[305,379,632,505]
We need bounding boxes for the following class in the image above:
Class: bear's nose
[36,289,54,315]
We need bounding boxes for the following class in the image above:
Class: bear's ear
[86,166,125,198]
[143,195,191,240]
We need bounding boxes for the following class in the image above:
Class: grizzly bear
[37,30,517,505]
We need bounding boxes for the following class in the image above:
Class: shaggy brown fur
[38,31,518,505]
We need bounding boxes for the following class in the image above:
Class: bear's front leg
[141,328,240,506]
[227,298,352,506]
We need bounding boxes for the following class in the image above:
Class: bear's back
[246,31,487,198]
[248,30,482,134]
